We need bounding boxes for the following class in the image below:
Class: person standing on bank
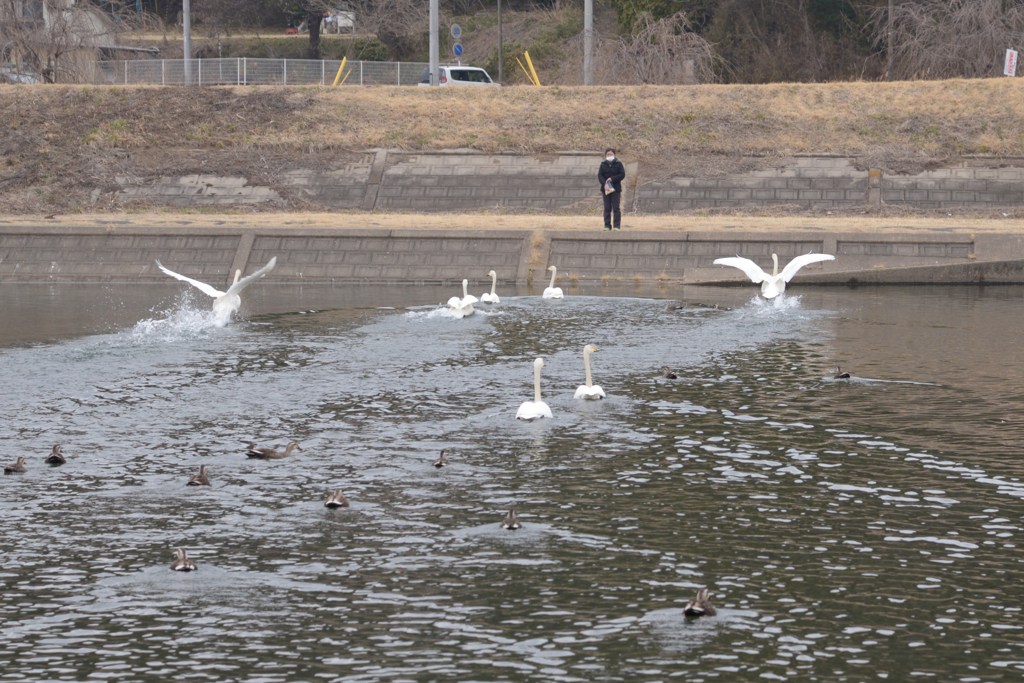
[599,148,626,231]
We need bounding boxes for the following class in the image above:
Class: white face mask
[606,155,615,162]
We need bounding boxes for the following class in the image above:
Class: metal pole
[183,0,192,85]
[886,0,893,81]
[583,0,593,85]
[497,0,503,84]
[429,0,439,85]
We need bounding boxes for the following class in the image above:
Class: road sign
[1005,48,1018,77]
[453,43,463,58]
[451,24,462,39]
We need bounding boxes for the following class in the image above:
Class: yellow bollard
[331,56,348,87]
[523,50,541,86]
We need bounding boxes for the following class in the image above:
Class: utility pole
[429,0,439,85]
[183,0,192,85]
[497,0,503,84]
[583,0,593,85]
[886,0,893,81]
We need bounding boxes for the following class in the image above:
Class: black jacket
[599,158,626,194]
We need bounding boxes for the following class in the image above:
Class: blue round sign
[451,24,462,39]
[453,43,464,57]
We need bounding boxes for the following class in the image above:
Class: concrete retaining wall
[4,223,1024,287]
[109,151,1024,213]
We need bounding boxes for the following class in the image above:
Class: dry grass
[3,79,1024,213]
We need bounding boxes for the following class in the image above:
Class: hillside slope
[2,79,1023,214]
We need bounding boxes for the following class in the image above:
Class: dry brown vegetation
[3,79,1024,214]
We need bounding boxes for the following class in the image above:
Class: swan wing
[713,257,769,284]
[225,257,277,296]
[779,253,834,282]
[155,260,224,298]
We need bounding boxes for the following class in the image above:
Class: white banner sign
[1005,48,1018,77]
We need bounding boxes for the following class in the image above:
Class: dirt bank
[3,80,1024,216]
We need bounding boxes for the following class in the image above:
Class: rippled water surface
[2,282,1023,681]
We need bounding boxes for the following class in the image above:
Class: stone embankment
[3,213,1023,287]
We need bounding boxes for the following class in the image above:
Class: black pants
[603,191,621,228]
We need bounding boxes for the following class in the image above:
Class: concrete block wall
[108,152,1024,213]
[882,158,1024,208]
[0,231,242,283]
[3,225,1022,285]
[375,153,598,211]
[637,156,867,211]
[247,231,528,282]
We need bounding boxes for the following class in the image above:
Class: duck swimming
[661,366,678,380]
[44,445,66,466]
[4,456,27,474]
[187,464,210,486]
[170,548,197,572]
[683,588,717,619]
[502,507,521,530]
[434,449,450,468]
[324,489,350,508]
[246,441,302,459]
[833,366,851,379]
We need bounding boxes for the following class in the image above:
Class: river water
[1,282,1022,681]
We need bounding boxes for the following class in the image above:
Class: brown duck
[434,449,450,468]
[45,445,66,466]
[683,588,717,619]
[324,489,350,508]
[187,464,210,486]
[501,507,521,530]
[170,548,197,572]
[246,441,301,459]
[4,456,26,474]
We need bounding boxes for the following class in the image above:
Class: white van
[418,66,498,86]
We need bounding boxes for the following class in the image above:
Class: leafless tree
[592,11,720,85]
[0,0,127,83]
[870,0,1024,79]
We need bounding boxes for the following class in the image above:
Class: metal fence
[96,58,429,86]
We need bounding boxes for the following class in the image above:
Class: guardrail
[96,58,429,86]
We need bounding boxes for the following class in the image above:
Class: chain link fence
[96,58,429,86]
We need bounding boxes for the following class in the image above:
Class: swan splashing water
[713,252,833,299]
[155,256,277,326]
[446,279,477,318]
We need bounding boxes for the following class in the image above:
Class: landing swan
[446,279,477,318]
[516,357,553,420]
[542,265,564,299]
[156,256,277,324]
[574,344,606,400]
[712,252,834,299]
[480,270,500,304]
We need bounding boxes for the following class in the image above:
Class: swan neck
[548,267,557,289]
[490,271,497,295]
[462,280,469,297]
[771,253,779,277]
[534,362,543,402]
[583,348,593,387]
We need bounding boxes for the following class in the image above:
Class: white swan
[516,357,553,420]
[542,265,564,299]
[156,256,277,324]
[573,344,605,400]
[480,270,500,304]
[712,252,834,299]
[446,279,476,318]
